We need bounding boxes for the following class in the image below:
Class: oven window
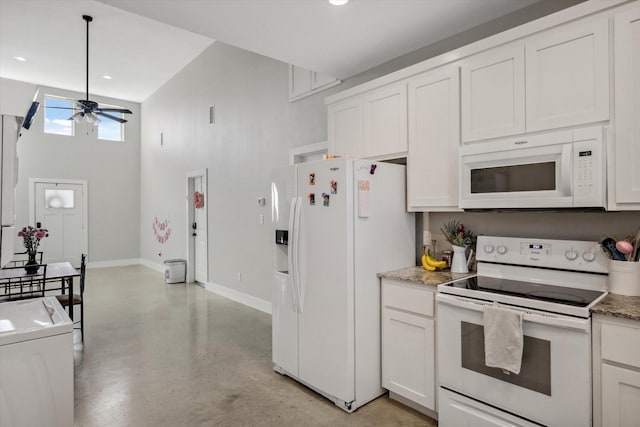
[461,321,551,396]
[470,162,556,193]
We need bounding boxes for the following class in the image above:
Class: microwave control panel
[573,127,605,207]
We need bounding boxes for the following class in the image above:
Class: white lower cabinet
[593,314,640,427]
[381,279,436,413]
[602,364,640,426]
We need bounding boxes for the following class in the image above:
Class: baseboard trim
[87,258,143,269]
[139,259,166,273]
[89,259,272,315]
[204,281,272,315]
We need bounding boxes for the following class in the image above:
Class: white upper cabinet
[327,96,363,158]
[461,43,525,143]
[461,17,610,143]
[289,65,340,102]
[312,71,339,91]
[611,4,640,209]
[327,82,407,160]
[363,82,408,159]
[526,18,609,132]
[289,65,313,101]
[407,65,461,211]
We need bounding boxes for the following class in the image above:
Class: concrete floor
[73,265,437,426]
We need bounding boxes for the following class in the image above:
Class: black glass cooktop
[446,276,605,307]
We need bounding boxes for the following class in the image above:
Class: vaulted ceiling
[1,0,552,103]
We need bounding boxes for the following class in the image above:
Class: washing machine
[0,296,73,426]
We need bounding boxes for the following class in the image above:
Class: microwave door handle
[561,144,572,196]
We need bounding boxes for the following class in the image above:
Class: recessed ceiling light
[329,0,349,5]
[102,75,112,80]
[14,56,27,62]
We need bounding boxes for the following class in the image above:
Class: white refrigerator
[271,158,415,412]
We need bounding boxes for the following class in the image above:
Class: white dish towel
[483,303,524,375]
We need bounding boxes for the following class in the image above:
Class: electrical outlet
[237,272,242,282]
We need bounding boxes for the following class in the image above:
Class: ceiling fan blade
[45,106,81,110]
[96,107,133,114]
[96,111,128,123]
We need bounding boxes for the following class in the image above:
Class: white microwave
[459,126,606,209]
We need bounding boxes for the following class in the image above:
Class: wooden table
[0,262,80,320]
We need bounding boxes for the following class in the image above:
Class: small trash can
[164,259,186,284]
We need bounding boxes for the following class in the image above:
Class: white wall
[428,211,640,257]
[9,82,141,263]
[139,0,590,305]
[140,42,329,302]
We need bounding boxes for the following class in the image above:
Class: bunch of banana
[421,252,447,271]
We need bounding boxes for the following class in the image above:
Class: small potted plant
[441,220,476,273]
[17,226,48,273]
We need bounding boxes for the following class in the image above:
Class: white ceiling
[0,0,541,103]
[0,0,213,102]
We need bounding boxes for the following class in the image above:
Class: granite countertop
[377,266,476,288]
[379,267,640,321]
[591,293,640,321]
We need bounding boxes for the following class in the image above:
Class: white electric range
[436,235,608,427]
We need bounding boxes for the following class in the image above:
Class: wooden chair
[0,264,48,301]
[56,254,86,342]
[7,251,44,267]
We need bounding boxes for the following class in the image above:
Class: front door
[193,176,207,283]
[34,181,86,266]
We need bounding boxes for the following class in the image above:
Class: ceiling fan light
[329,0,348,5]
[71,112,84,122]
[85,112,101,125]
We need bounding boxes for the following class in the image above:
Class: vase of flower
[24,252,39,274]
[450,245,470,274]
[17,226,48,274]
[441,219,476,273]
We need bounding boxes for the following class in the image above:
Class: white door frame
[186,169,208,284]
[29,178,89,262]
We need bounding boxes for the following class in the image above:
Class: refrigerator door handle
[288,197,300,313]
[292,196,303,313]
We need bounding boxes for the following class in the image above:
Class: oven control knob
[497,245,507,255]
[484,245,494,254]
[582,250,596,262]
[565,250,578,261]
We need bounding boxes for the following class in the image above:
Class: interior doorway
[30,178,88,267]
[187,169,208,284]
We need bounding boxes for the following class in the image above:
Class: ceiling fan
[47,15,132,124]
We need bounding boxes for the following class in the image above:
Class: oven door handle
[436,293,590,332]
